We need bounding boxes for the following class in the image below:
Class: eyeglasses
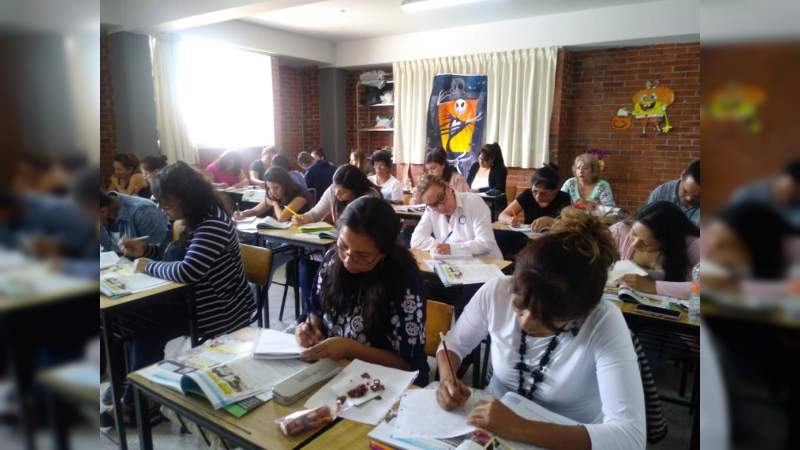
[336,239,381,266]
[678,183,700,202]
[531,188,557,199]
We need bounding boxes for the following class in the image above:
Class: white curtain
[392,48,558,168]
[149,34,197,165]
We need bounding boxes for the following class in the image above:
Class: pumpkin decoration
[611,108,632,130]
[707,82,766,134]
[631,81,675,134]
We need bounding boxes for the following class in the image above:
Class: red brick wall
[100,35,117,183]
[277,65,321,165]
[564,43,700,211]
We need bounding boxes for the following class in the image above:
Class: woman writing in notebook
[294,197,429,385]
[410,174,503,259]
[292,164,381,226]
[436,208,645,450]
[611,201,700,299]
[498,163,571,232]
[233,167,309,222]
[205,149,250,189]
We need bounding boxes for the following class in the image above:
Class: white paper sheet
[100,251,120,270]
[393,387,493,439]
[608,260,648,283]
[252,329,305,359]
[305,359,418,425]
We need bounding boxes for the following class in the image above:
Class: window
[177,38,274,148]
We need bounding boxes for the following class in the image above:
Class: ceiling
[243,0,657,42]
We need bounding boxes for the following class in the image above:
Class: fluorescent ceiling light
[401,0,490,13]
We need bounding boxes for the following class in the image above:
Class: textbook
[138,334,309,415]
[429,260,505,287]
[100,271,170,297]
[297,222,334,232]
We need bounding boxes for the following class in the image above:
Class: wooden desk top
[0,276,96,315]
[491,221,542,239]
[302,418,375,450]
[603,287,699,329]
[37,363,98,406]
[410,248,512,273]
[128,334,347,450]
[392,204,424,219]
[100,280,187,310]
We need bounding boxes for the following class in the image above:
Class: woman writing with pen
[233,167,310,222]
[410,174,503,259]
[294,197,429,386]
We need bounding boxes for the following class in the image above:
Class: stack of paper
[100,251,120,270]
[393,386,492,439]
[252,329,306,360]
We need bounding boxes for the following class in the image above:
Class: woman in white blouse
[410,174,502,259]
[367,149,404,204]
[437,207,645,450]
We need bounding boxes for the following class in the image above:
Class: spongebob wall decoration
[426,74,487,176]
[612,81,675,136]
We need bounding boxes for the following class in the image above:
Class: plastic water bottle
[688,263,701,321]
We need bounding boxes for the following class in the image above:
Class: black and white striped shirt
[144,206,255,337]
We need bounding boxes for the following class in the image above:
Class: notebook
[252,329,306,360]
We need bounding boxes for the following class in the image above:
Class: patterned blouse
[310,249,429,385]
[561,177,615,206]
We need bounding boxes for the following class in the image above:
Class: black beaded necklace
[515,325,579,400]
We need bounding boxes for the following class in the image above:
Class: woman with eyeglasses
[410,150,470,203]
[499,163,571,232]
[611,201,700,299]
[436,208,645,450]
[294,197,429,385]
[410,174,503,259]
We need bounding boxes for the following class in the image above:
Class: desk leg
[134,387,153,450]
[101,310,128,450]
[2,322,35,450]
[186,293,199,348]
[45,391,69,450]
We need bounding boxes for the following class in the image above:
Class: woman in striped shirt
[122,161,256,338]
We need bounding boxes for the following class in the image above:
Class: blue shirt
[0,193,95,258]
[647,179,701,226]
[100,193,169,255]
[304,160,337,203]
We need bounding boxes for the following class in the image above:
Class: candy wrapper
[276,406,333,437]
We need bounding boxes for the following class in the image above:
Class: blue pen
[442,230,453,244]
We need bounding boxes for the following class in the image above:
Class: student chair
[239,244,273,328]
[505,184,517,204]
[424,300,455,357]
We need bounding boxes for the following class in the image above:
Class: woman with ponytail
[436,207,645,450]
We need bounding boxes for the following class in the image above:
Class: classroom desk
[254,226,335,253]
[0,275,95,450]
[129,334,346,450]
[410,248,511,274]
[100,280,191,450]
[301,419,373,450]
[392,204,424,221]
[37,362,99,450]
[491,221,542,239]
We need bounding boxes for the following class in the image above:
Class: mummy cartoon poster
[426,74,487,175]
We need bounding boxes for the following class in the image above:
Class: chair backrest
[239,244,272,286]
[307,187,317,206]
[424,300,454,357]
[505,184,517,204]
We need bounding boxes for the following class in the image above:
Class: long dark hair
[634,201,700,282]
[515,207,618,331]
[425,150,456,183]
[320,197,421,340]
[716,201,792,279]
[151,161,226,232]
[332,164,380,216]
[480,143,506,170]
[264,166,303,206]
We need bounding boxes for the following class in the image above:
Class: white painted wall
[335,0,699,67]
[177,20,335,65]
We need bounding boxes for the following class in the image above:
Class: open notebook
[251,329,306,360]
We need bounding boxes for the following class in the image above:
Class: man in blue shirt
[647,159,700,226]
[95,190,169,255]
[304,148,337,203]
